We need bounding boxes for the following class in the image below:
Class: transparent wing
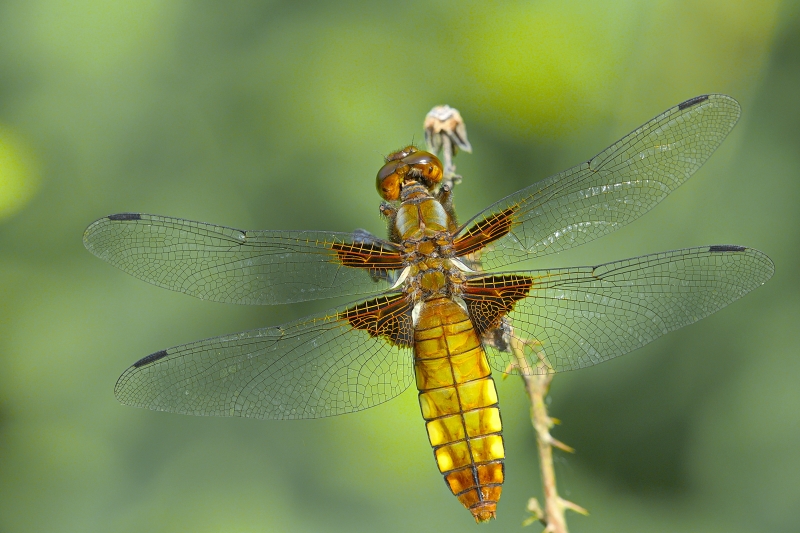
[457,95,741,270]
[114,298,415,419]
[83,213,402,305]
[480,246,773,374]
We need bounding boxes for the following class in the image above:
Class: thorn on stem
[522,498,545,527]
[560,498,590,516]
[550,438,575,454]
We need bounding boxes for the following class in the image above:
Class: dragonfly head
[376,149,443,201]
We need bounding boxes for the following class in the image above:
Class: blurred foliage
[1,1,799,532]
[0,125,39,219]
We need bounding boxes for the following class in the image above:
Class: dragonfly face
[84,94,774,523]
[376,145,443,201]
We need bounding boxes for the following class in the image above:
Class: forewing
[83,213,403,305]
[455,95,741,269]
[114,294,414,419]
[472,246,773,374]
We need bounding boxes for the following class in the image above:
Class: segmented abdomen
[414,297,504,523]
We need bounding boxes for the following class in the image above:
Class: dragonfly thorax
[390,186,467,302]
[403,257,467,303]
[394,182,453,240]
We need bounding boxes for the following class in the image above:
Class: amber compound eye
[402,151,443,188]
[376,160,408,201]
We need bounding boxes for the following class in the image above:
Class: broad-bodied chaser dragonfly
[84,94,773,522]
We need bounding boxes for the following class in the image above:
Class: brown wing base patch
[462,275,534,336]
[330,241,405,270]
[453,207,517,257]
[339,294,413,347]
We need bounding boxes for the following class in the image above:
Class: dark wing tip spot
[108,213,142,221]
[133,349,169,367]
[678,95,709,110]
[709,245,747,253]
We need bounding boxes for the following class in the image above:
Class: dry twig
[511,337,588,532]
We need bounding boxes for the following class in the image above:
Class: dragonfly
[84,94,773,523]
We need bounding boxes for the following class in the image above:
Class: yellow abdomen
[414,297,504,523]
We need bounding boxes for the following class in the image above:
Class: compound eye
[402,151,443,186]
[376,160,408,201]
[385,145,418,162]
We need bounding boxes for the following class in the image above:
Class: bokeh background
[1,1,798,532]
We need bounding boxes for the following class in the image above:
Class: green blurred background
[1,1,798,532]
